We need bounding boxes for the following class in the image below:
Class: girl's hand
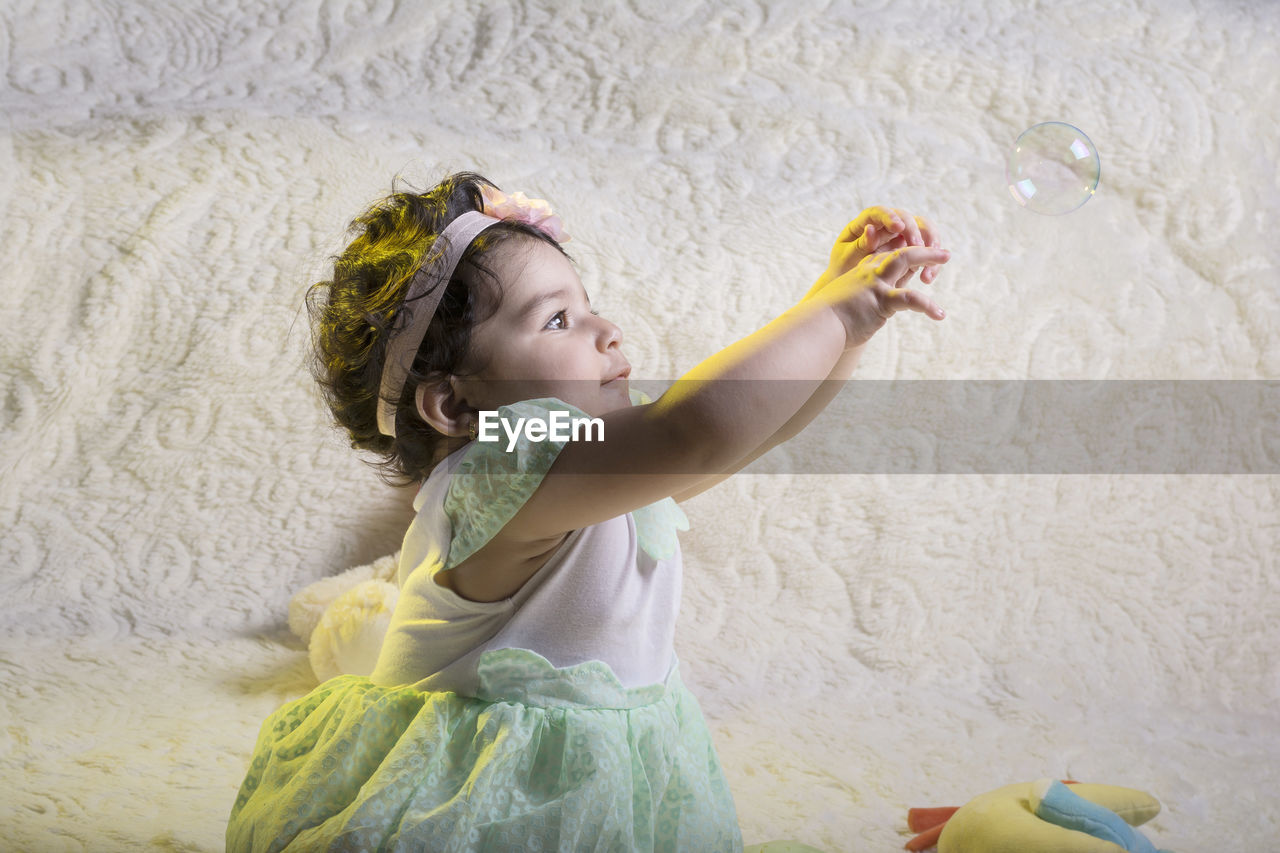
[820,242,952,350]
[809,206,948,297]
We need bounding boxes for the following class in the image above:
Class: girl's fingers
[893,208,925,247]
[917,214,942,249]
[874,245,950,280]
[915,214,943,283]
[865,226,917,259]
[891,209,941,252]
[886,287,947,320]
[872,206,905,235]
[889,210,941,284]
[866,230,909,254]
[844,207,903,244]
[853,208,949,286]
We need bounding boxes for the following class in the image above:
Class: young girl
[227,171,950,852]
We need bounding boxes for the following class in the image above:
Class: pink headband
[375,187,570,438]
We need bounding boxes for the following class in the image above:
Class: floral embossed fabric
[227,648,743,852]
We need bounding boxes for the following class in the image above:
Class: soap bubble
[1006,122,1101,215]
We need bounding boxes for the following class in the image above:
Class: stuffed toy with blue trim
[906,779,1172,852]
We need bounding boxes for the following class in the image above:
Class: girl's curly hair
[306,171,570,485]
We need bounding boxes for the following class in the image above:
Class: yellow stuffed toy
[906,779,1168,852]
[287,552,400,683]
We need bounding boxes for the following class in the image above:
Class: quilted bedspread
[2,0,1277,849]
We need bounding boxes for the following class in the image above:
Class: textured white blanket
[2,0,1277,849]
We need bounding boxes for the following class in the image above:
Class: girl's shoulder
[440,396,590,571]
[438,389,687,568]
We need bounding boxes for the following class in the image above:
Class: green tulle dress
[227,396,743,852]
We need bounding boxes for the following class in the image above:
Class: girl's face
[453,239,631,418]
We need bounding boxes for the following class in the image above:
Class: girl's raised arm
[501,243,950,544]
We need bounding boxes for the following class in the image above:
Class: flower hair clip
[480,185,570,243]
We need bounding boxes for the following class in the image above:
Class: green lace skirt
[227,648,743,852]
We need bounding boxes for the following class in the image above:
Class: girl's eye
[590,309,600,317]
[546,308,599,330]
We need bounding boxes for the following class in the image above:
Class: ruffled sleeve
[443,397,593,569]
[443,392,690,568]
[631,498,689,561]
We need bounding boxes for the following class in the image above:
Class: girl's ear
[414,377,471,437]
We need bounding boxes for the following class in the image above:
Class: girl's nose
[596,315,623,350]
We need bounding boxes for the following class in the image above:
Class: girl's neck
[428,436,470,469]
